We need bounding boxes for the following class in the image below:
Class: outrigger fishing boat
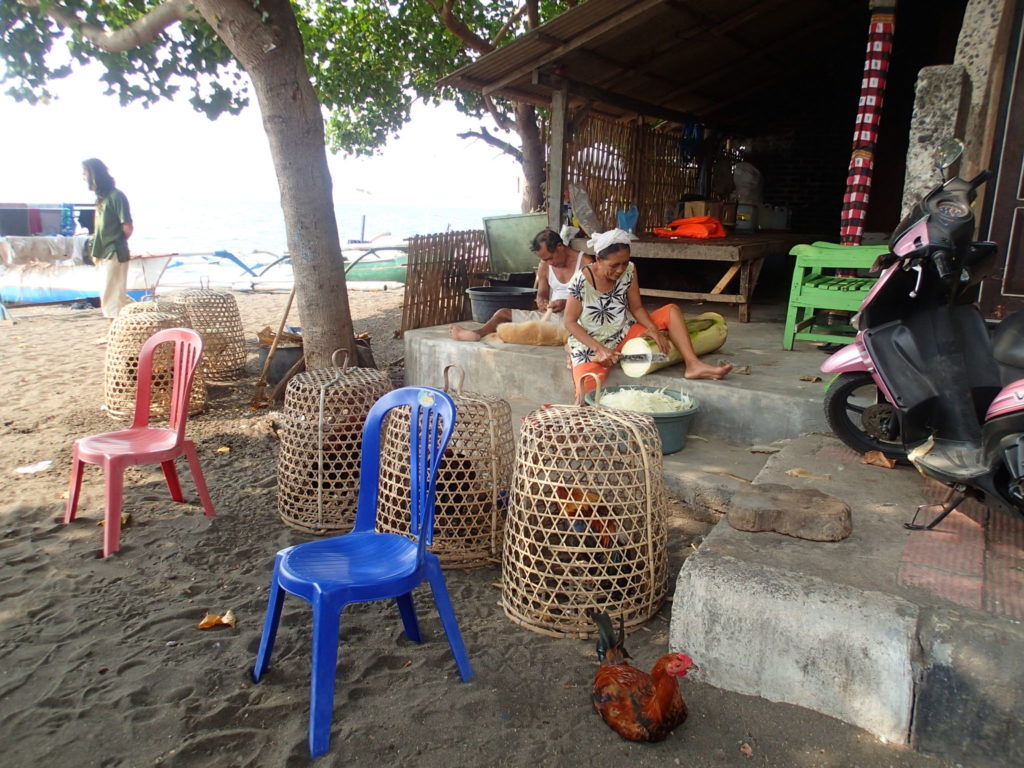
[0,234,172,306]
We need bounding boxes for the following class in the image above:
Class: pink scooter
[821,139,1024,529]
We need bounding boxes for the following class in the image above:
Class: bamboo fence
[400,230,490,334]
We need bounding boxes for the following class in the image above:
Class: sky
[0,63,524,211]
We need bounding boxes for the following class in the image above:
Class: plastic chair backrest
[352,387,456,556]
[131,327,204,438]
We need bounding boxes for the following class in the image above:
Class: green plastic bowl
[584,385,698,454]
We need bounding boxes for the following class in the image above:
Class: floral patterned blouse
[566,262,636,365]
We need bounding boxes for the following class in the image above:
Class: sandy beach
[0,288,953,768]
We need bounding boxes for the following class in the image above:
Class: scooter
[821,138,1024,529]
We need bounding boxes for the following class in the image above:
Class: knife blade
[619,352,669,363]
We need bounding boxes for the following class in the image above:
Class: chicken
[591,612,697,742]
[554,486,617,546]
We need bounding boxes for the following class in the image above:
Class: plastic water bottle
[60,204,75,236]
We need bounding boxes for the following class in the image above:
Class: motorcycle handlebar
[933,250,954,281]
[968,169,992,189]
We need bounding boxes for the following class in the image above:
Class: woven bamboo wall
[565,114,700,235]
[400,230,490,334]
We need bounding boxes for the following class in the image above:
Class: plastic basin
[584,385,698,454]
[466,286,537,322]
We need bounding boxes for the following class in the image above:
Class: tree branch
[525,0,539,29]
[431,0,494,56]
[17,0,198,52]
[482,95,516,132]
[491,4,527,47]
[456,126,523,163]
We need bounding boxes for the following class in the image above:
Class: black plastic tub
[466,286,538,322]
[474,271,536,288]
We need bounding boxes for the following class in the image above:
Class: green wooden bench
[782,241,890,350]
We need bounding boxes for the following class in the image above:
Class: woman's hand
[644,326,669,354]
[594,345,619,367]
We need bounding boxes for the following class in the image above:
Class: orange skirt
[571,304,675,398]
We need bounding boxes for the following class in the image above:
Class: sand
[0,289,952,768]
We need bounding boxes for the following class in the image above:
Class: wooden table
[572,233,807,322]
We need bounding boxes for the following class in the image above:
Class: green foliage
[0,1,246,117]
[0,0,576,140]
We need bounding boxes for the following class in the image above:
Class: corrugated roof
[439,0,868,128]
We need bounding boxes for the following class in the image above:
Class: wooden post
[548,79,570,232]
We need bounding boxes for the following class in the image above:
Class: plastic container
[584,385,698,454]
[466,286,537,322]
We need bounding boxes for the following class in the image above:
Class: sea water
[126,198,519,257]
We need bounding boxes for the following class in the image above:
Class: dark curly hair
[82,158,115,197]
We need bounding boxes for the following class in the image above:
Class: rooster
[591,612,697,742]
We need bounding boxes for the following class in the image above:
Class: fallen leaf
[861,450,896,469]
[785,468,831,481]
[197,610,236,630]
[216,446,231,454]
[740,742,754,757]
[97,513,131,528]
[799,375,822,382]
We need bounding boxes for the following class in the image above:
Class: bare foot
[448,324,482,342]
[684,360,732,380]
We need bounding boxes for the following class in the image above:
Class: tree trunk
[195,0,355,369]
[516,103,546,213]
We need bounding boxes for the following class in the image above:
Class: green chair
[782,241,890,350]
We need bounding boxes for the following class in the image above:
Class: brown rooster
[591,612,697,742]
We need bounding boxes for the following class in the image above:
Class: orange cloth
[572,305,676,398]
[651,216,726,239]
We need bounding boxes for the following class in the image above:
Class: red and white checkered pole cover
[840,4,896,247]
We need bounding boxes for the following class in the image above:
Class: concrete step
[667,433,1024,767]
[405,321,831,444]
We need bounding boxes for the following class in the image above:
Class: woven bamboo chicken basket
[501,392,669,638]
[117,301,207,414]
[376,366,514,568]
[104,311,208,419]
[277,359,391,534]
[169,289,247,381]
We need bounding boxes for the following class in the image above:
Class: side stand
[904,484,966,530]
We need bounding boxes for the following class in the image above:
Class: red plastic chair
[65,327,215,557]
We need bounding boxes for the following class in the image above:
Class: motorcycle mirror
[934,138,964,172]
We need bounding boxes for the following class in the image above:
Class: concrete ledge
[405,325,829,444]
[670,548,918,743]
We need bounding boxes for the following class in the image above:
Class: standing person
[564,228,732,397]
[83,158,133,341]
[449,229,593,341]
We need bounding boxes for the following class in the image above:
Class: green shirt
[91,188,132,263]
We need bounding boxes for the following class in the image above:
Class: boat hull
[0,255,171,306]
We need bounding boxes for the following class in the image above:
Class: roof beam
[535,71,695,125]
[480,0,667,98]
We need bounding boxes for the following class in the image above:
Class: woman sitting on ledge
[564,229,732,396]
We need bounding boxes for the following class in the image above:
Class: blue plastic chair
[251,386,472,758]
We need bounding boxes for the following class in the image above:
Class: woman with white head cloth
[564,228,732,397]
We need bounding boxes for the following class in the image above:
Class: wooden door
[981,0,1024,318]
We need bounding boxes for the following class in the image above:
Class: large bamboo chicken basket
[277,360,391,534]
[501,395,669,638]
[166,289,246,381]
[116,301,207,414]
[376,366,514,568]
[104,310,207,419]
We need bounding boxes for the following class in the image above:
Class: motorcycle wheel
[824,372,909,462]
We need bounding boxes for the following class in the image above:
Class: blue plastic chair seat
[277,533,420,591]
[251,386,472,759]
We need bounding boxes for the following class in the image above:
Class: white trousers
[97,258,133,318]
